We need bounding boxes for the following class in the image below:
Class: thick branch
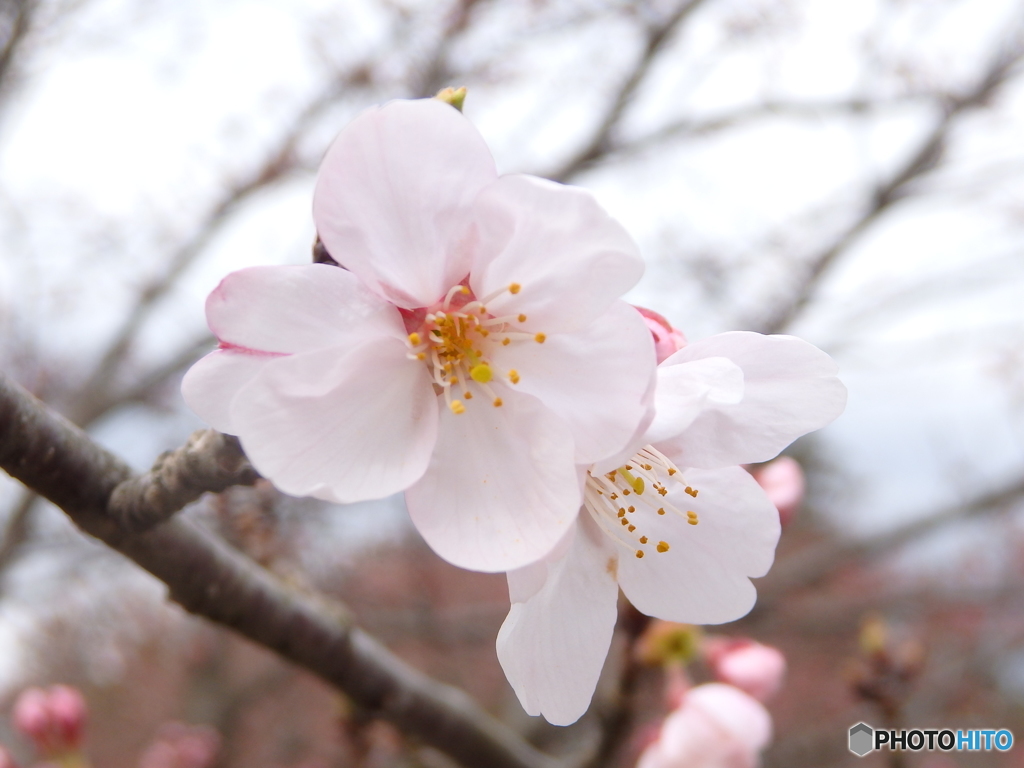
[0,373,558,768]
[108,430,259,533]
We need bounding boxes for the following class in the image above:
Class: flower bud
[705,638,786,702]
[751,456,804,526]
[12,685,88,757]
[634,307,686,363]
[637,683,772,768]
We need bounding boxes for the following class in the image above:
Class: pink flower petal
[470,174,644,333]
[205,264,405,354]
[491,300,656,464]
[618,466,780,625]
[643,357,744,446]
[406,392,580,573]
[312,99,498,308]
[658,332,847,468]
[181,349,278,434]
[496,515,619,725]
[231,339,438,503]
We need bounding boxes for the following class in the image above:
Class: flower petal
[405,391,580,573]
[312,99,498,308]
[230,338,438,503]
[618,466,780,625]
[643,357,744,446]
[206,264,405,354]
[181,349,279,434]
[657,332,847,468]
[496,515,620,725]
[491,300,656,464]
[470,174,644,333]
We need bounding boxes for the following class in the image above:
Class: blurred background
[1,0,1024,765]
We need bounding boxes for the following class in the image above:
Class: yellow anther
[470,363,493,383]
[657,508,666,515]
[493,397,503,407]
[464,391,473,399]
[657,541,670,553]
[635,550,645,559]
[534,333,546,343]
[628,524,636,532]
[408,332,421,346]
[416,353,426,360]
[460,285,470,294]
[620,518,629,526]
[617,509,626,517]
[501,338,511,346]
[688,519,698,526]
[450,400,466,415]
[639,536,649,544]
[508,369,520,384]
[618,467,645,495]
[685,486,698,497]
[509,283,521,294]
[627,505,635,513]
[450,376,459,384]
[518,313,527,323]
[668,468,677,476]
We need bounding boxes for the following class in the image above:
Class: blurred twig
[549,0,712,183]
[758,38,1024,334]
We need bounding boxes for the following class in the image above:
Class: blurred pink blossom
[137,723,220,768]
[637,683,772,768]
[750,456,804,526]
[635,306,687,363]
[12,685,86,756]
[705,638,786,702]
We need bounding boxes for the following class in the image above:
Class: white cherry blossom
[182,98,656,573]
[497,330,847,724]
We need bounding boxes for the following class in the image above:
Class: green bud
[435,86,467,112]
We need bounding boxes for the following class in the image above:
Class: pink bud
[751,456,804,526]
[706,638,786,703]
[47,686,86,750]
[12,688,53,750]
[634,306,686,363]
[637,683,772,768]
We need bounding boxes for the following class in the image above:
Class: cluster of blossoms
[636,625,785,768]
[182,96,847,724]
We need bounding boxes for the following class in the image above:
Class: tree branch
[548,0,712,183]
[0,372,559,768]
[757,41,1024,334]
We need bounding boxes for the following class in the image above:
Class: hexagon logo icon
[849,723,874,757]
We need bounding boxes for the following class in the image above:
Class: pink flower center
[583,446,698,560]
[405,282,545,414]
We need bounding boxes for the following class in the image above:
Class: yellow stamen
[450,400,465,415]
[534,333,546,343]
[627,524,636,532]
[501,338,511,346]
[518,313,527,323]
[408,332,421,346]
[657,508,666,515]
[627,505,635,513]
[508,369,520,384]
[509,283,521,294]
[620,518,629,526]
[657,541,670,553]
[470,363,493,383]
[635,550,645,559]
[639,536,649,544]
[464,391,473,399]
[493,397,503,407]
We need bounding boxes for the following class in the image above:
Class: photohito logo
[848,723,1013,757]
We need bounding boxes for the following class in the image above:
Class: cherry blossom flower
[497,324,847,724]
[705,638,786,702]
[12,685,87,757]
[636,684,772,768]
[182,98,655,572]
